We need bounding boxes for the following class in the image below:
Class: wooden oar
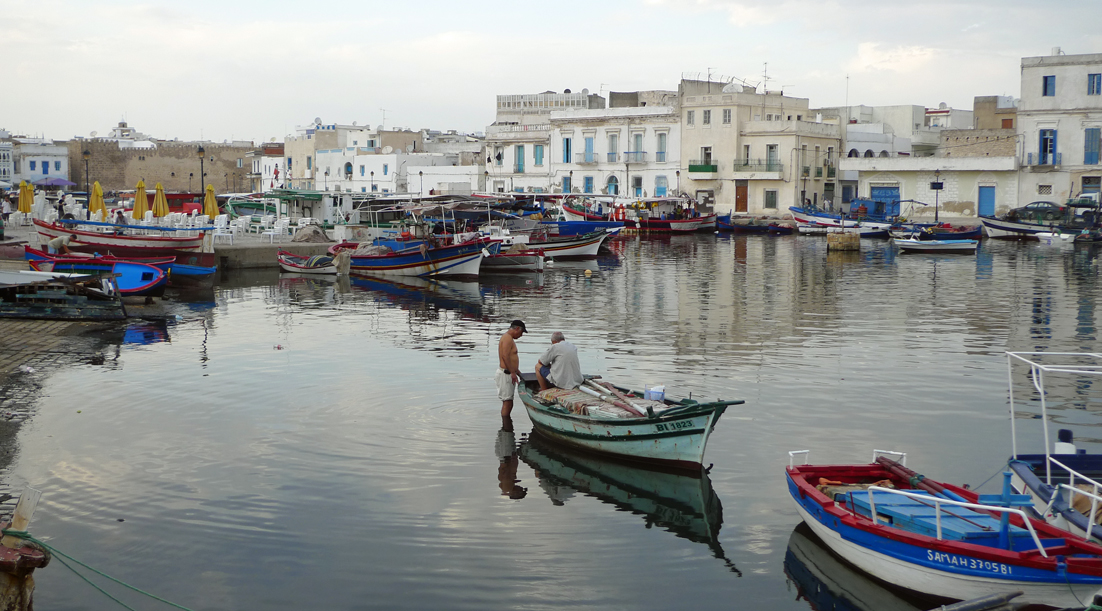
[593,380,654,417]
[578,383,645,417]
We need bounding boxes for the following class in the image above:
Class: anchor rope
[0,528,194,611]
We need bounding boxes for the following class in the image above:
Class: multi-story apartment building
[10,138,70,186]
[247,143,286,193]
[484,90,605,193]
[1017,49,1102,203]
[549,90,680,198]
[679,79,843,214]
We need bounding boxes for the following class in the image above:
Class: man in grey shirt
[535,332,584,391]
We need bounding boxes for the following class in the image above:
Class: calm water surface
[6,235,1102,610]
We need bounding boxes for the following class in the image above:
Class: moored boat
[894,238,978,254]
[277,250,339,275]
[481,248,545,273]
[787,450,1102,607]
[35,219,205,256]
[348,238,495,278]
[28,257,168,296]
[515,373,742,470]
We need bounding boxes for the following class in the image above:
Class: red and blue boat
[27,256,168,297]
[25,246,214,289]
[787,450,1102,608]
[348,238,497,278]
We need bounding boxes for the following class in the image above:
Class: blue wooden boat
[787,451,1102,607]
[29,258,168,297]
[168,262,216,287]
[349,239,497,278]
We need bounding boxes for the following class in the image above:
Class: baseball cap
[510,319,527,332]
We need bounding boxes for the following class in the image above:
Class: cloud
[847,42,938,74]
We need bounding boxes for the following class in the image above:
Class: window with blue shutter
[534,145,543,166]
[562,138,571,163]
[1089,74,1101,96]
[1040,129,1057,164]
[1086,128,1101,165]
[29,161,35,171]
[1043,75,1056,97]
[583,176,594,193]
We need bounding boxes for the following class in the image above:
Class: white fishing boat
[35,219,205,255]
[516,373,742,470]
[1036,231,1076,247]
[894,238,978,254]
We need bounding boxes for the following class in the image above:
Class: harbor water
[5,234,1102,610]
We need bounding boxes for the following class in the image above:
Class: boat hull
[788,468,1102,607]
[530,230,610,259]
[518,390,728,471]
[277,251,338,275]
[895,239,978,254]
[979,216,1049,240]
[481,251,544,273]
[35,219,204,255]
[790,207,892,230]
[349,240,489,278]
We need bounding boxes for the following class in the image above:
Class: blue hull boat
[29,258,168,297]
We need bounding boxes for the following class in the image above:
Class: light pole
[370,170,375,192]
[419,171,423,198]
[196,145,206,194]
[676,170,680,197]
[484,170,489,192]
[568,170,573,194]
[933,168,942,224]
[189,172,193,192]
[82,150,90,197]
[324,170,329,191]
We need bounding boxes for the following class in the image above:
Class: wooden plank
[1,488,41,548]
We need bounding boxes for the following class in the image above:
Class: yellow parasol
[17,181,32,214]
[152,182,170,218]
[132,180,149,220]
[88,181,106,218]
[203,184,219,218]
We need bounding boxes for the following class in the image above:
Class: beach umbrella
[88,181,106,218]
[152,182,170,218]
[203,184,218,218]
[17,181,32,214]
[133,180,149,219]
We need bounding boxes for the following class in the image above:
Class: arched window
[878,150,890,158]
[863,150,874,158]
[607,175,619,195]
[848,149,859,158]
[343,162,353,176]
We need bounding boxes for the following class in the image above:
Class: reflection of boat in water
[518,434,739,574]
[348,273,483,317]
[784,522,924,611]
[122,320,170,346]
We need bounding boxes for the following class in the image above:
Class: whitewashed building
[549,91,680,198]
[10,138,70,186]
[312,148,467,195]
[484,90,606,193]
[1017,49,1102,204]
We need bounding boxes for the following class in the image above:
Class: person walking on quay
[535,331,584,392]
[496,320,527,416]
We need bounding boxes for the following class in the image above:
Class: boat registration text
[654,421,696,433]
[927,550,1011,575]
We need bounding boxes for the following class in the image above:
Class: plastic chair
[261,218,288,243]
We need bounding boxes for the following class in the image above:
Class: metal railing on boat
[1055,482,1102,541]
[865,486,1049,557]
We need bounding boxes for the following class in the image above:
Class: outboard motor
[1055,428,1078,455]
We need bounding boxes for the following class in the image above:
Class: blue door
[869,186,900,217]
[978,186,995,217]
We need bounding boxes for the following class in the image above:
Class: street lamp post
[676,170,680,197]
[419,171,424,198]
[189,173,193,192]
[933,169,942,224]
[370,171,375,192]
[196,145,206,194]
[484,170,489,193]
[568,170,573,194]
[324,170,329,191]
[82,150,90,198]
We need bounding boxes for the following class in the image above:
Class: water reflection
[349,274,485,320]
[495,416,527,500]
[518,434,740,574]
[122,320,170,346]
[783,523,926,611]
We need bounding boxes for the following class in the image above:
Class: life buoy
[400,231,413,240]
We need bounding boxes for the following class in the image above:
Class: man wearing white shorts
[496,320,527,416]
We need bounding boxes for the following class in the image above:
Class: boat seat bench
[846,491,1032,543]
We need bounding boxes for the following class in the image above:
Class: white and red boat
[35,219,205,257]
[787,450,1102,607]
[563,200,716,233]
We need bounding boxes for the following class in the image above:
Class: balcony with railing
[827,165,836,178]
[688,159,718,177]
[623,151,647,164]
[732,159,783,173]
[656,151,667,163]
[815,167,823,178]
[607,153,620,163]
[575,152,599,165]
[1026,152,1062,168]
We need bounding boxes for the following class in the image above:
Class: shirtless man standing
[496,320,527,416]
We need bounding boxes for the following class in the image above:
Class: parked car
[1005,201,1065,222]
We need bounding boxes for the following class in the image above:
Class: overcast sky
[6,0,1100,144]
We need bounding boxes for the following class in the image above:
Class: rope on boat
[0,528,195,611]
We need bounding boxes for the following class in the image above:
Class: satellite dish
[314,117,322,126]
[90,131,97,137]
[382,146,393,154]
[722,83,743,93]
[270,137,276,142]
[352,121,357,126]
[405,144,414,153]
